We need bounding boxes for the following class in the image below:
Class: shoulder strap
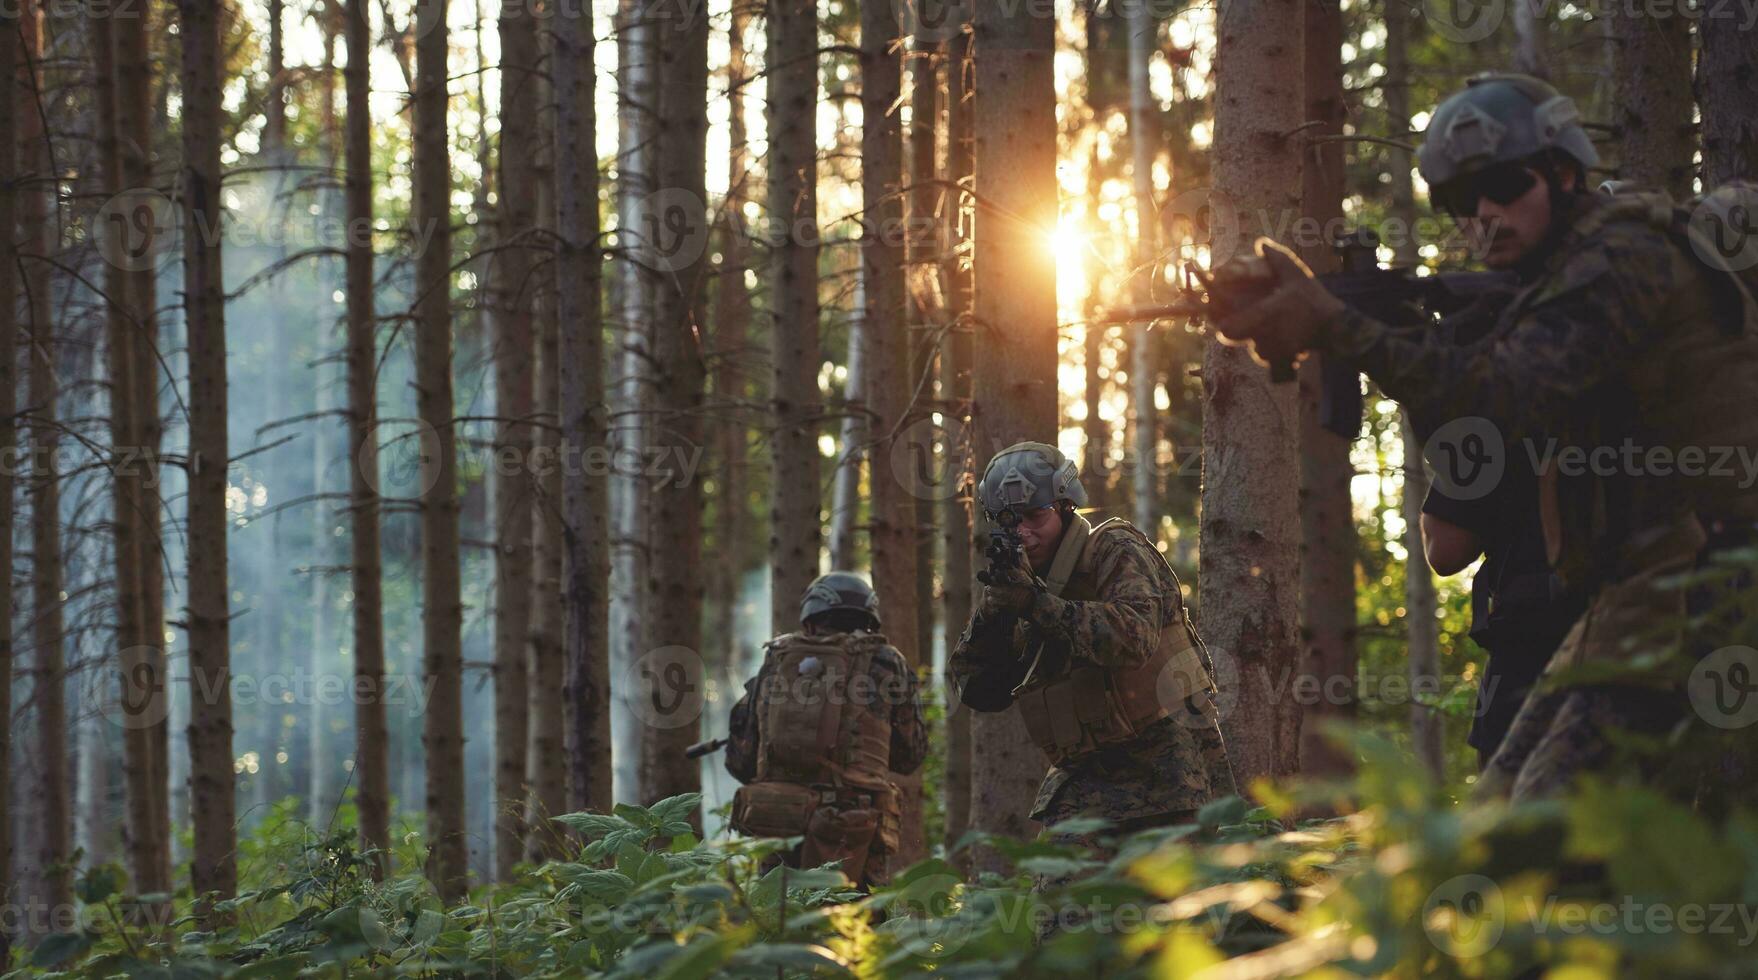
[1042,515,1092,597]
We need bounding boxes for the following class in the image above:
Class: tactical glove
[1212,238,1347,371]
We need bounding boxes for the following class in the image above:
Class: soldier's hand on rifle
[1212,238,1347,370]
[977,562,1038,619]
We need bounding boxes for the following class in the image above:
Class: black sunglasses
[1434,163,1539,217]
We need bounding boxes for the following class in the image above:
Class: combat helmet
[1418,73,1599,190]
[799,571,881,631]
[977,442,1088,519]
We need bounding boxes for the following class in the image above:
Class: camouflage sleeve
[1322,221,1681,443]
[1027,529,1168,669]
[877,648,929,776]
[948,610,1027,712]
[724,669,762,784]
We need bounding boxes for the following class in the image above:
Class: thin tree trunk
[968,0,1057,866]
[1698,15,1758,186]
[178,0,236,922]
[710,0,754,681]
[940,18,973,859]
[1402,416,1444,776]
[414,0,467,903]
[1296,0,1357,780]
[611,0,655,802]
[21,0,69,921]
[1610,0,1693,198]
[555,0,612,822]
[527,5,568,858]
[492,0,538,880]
[768,0,824,633]
[863,0,925,867]
[1202,0,1305,788]
[108,0,172,902]
[0,4,15,960]
[343,0,390,879]
[1127,2,1159,538]
[829,275,865,570]
[1512,0,1547,79]
[639,1,709,809]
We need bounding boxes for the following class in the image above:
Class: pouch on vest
[730,781,820,838]
[800,805,880,883]
[1546,513,1703,674]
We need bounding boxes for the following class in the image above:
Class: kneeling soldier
[725,572,928,888]
[951,443,1237,840]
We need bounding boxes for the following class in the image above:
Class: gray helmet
[977,442,1088,518]
[799,572,881,629]
[1417,73,1599,189]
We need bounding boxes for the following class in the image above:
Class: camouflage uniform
[952,515,1237,830]
[1317,189,1758,799]
[725,630,929,887]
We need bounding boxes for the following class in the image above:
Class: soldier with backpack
[723,572,928,888]
[1209,72,1758,801]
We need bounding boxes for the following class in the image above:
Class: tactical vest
[1504,189,1758,589]
[1011,516,1217,765]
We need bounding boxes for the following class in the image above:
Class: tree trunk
[1127,2,1159,538]
[1611,0,1693,198]
[527,7,569,859]
[968,0,1057,865]
[1295,0,1357,780]
[342,0,390,879]
[1698,15,1758,186]
[611,0,655,802]
[829,275,865,570]
[555,0,613,822]
[1401,416,1444,776]
[1201,0,1305,789]
[107,0,173,903]
[21,0,69,921]
[1513,0,1547,79]
[0,5,14,960]
[864,0,925,867]
[940,18,974,859]
[768,0,824,633]
[414,0,467,903]
[492,0,538,880]
[638,0,709,809]
[177,0,237,922]
[709,0,754,702]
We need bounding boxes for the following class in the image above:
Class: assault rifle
[1097,230,1518,438]
[684,736,728,760]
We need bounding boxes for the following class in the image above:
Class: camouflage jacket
[1322,191,1758,588]
[724,632,929,787]
[951,518,1235,825]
